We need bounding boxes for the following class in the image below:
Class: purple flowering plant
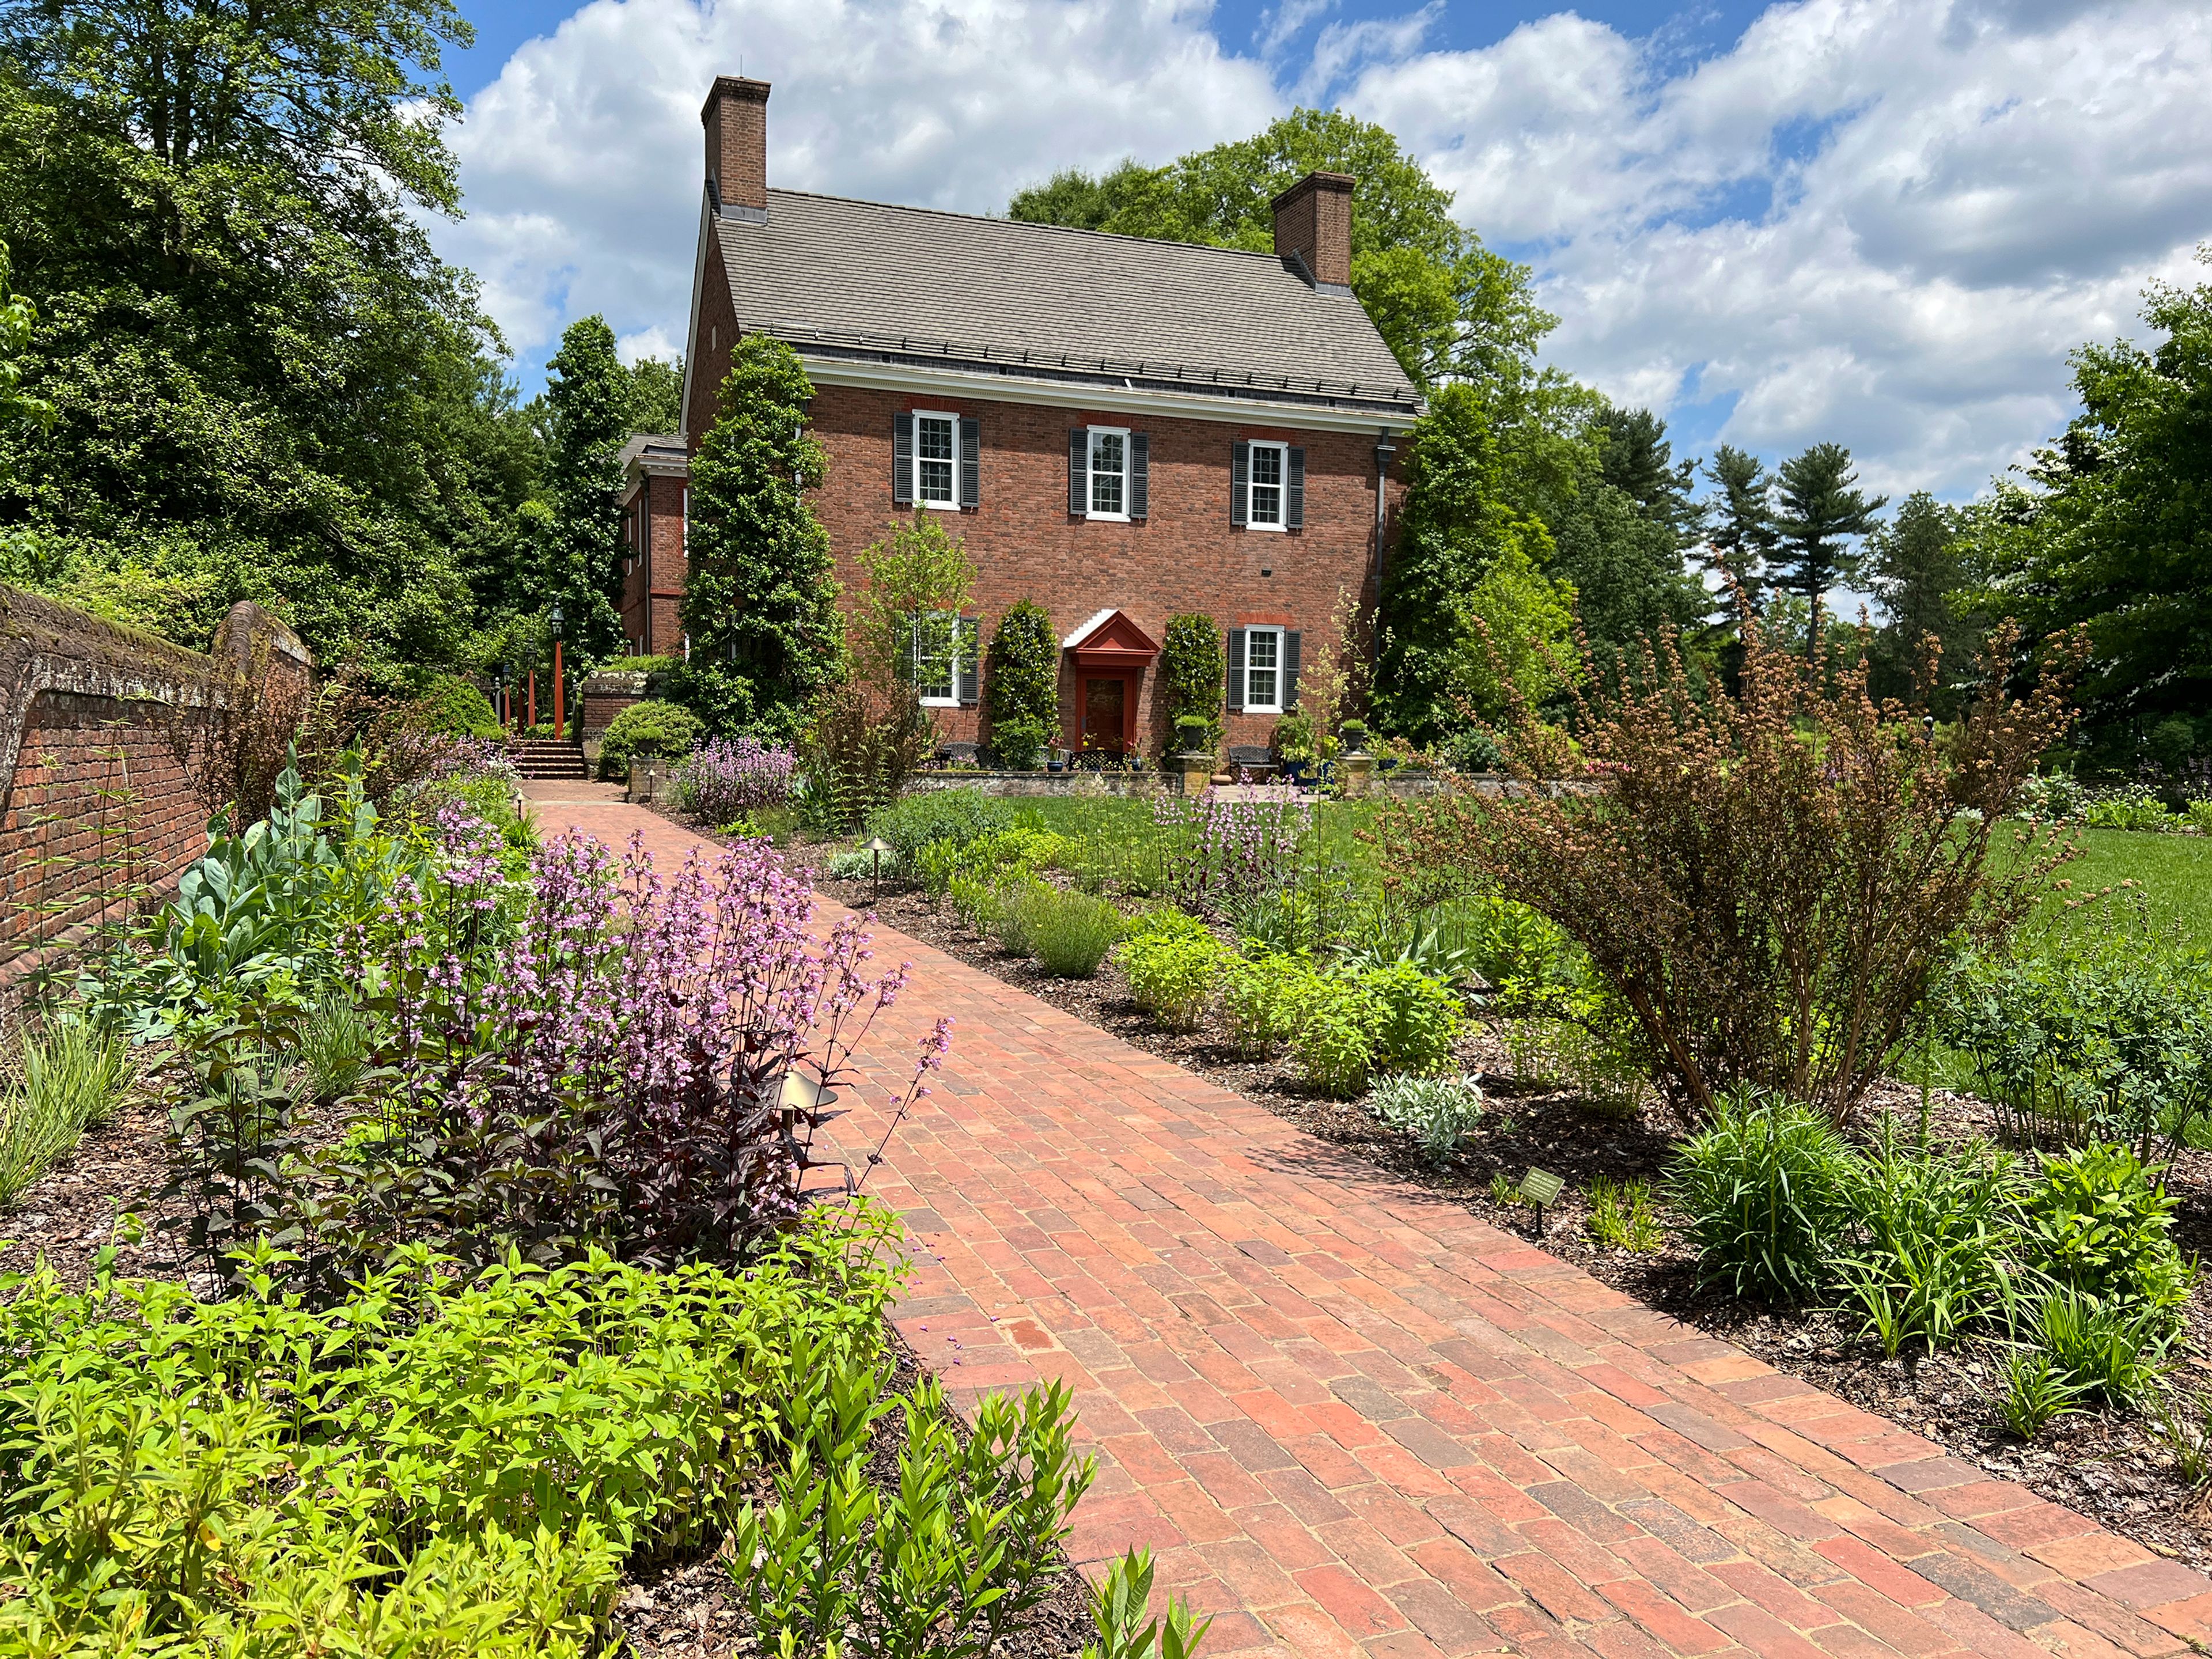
[344,826,950,1274]
[671,737,801,824]
[1150,782,1315,912]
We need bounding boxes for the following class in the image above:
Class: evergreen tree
[1700,445,1777,616]
[539,315,631,664]
[1868,490,1974,707]
[1597,407,1700,547]
[677,336,843,741]
[1769,443,1886,653]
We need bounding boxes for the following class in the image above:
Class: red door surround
[1062,609,1160,755]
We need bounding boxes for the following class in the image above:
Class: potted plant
[1338,718,1369,754]
[1272,709,1318,782]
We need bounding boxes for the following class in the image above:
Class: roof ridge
[763,186,1286,264]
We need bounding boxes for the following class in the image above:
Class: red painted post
[528,672,537,731]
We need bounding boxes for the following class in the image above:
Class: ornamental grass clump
[1026,891,1124,978]
[1669,1087,1858,1305]
[1383,619,2087,1124]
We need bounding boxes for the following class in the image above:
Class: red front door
[1082,676,1128,753]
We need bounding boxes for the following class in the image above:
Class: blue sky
[427,0,2212,501]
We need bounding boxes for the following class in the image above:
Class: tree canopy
[1010,110,1553,396]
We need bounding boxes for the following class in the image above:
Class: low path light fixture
[862,835,892,906]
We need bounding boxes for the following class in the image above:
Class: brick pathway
[527,787,2212,1658]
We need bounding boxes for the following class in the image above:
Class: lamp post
[492,670,505,732]
[549,604,566,745]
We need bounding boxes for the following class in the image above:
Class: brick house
[652,74,1421,757]
[617,434,689,656]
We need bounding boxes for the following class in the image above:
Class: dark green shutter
[960,417,980,508]
[893,412,914,505]
[958,617,980,704]
[1069,427,1088,515]
[1283,631,1302,709]
[1226,627,1246,712]
[1230,441,1249,526]
[1287,447,1305,528]
[1131,433,1149,519]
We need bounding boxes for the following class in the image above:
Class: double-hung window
[1089,427,1128,520]
[914,410,958,509]
[1247,442,1287,529]
[911,610,961,707]
[1243,626,1283,714]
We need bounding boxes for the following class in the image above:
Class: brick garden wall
[0,586,309,987]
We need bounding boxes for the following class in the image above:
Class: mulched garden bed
[0,1047,1095,1658]
[810,865,2212,1573]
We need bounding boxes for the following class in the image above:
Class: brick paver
[526,787,2212,1658]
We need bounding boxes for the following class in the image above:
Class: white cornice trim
[796,354,1421,435]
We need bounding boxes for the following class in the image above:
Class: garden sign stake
[1520,1167,1563,1237]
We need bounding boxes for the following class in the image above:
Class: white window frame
[1243,625,1285,714]
[913,609,963,708]
[1246,441,1289,532]
[913,409,960,510]
[1088,426,1130,522]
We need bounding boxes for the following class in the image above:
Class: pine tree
[677,336,844,741]
[1769,443,1887,653]
[1868,490,1974,708]
[541,316,633,663]
[1701,445,1777,616]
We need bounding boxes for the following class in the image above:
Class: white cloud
[435,0,1277,372]
[1343,0,2212,495]
[436,0,2212,499]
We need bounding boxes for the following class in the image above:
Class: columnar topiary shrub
[679,337,844,741]
[1159,615,1224,752]
[1386,620,2086,1122]
[984,599,1059,766]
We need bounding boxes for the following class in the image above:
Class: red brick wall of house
[805,383,1400,755]
[620,472,690,656]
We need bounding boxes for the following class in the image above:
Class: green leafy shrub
[1082,1547,1213,1659]
[1669,1088,1858,1305]
[1357,961,1463,1074]
[1159,615,1224,749]
[410,672,503,739]
[1934,900,2212,1161]
[984,601,1059,767]
[0,1218,899,1653]
[734,1366,1094,1659]
[0,1017,132,1207]
[1028,892,1125,978]
[598,698,704,779]
[1124,905,1214,944]
[1291,978,1382,1098]
[866,789,1007,876]
[2022,1143,2195,1323]
[592,654,676,676]
[1222,952,1316,1059]
[1368,1073,1483,1161]
[1586,1177,1662,1252]
[2082,786,2178,831]
[1116,932,1229,1032]
[916,825,1066,896]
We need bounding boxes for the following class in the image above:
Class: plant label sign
[1518,1168,1564,1207]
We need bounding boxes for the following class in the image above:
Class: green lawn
[2019,826,2212,944]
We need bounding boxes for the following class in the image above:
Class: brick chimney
[1271,171,1355,293]
[702,76,771,223]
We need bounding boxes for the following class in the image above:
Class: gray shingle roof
[714,190,1419,418]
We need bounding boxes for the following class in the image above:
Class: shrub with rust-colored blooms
[1382,620,2085,1123]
